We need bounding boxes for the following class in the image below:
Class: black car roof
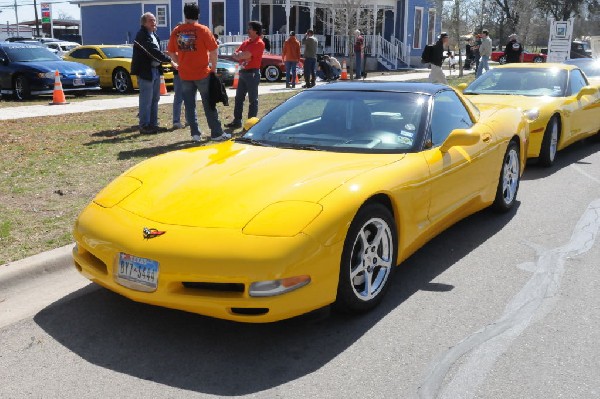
[309,80,449,95]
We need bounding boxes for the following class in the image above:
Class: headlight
[243,201,322,237]
[86,69,97,76]
[38,71,56,79]
[94,176,142,208]
[524,108,540,121]
[227,67,236,73]
[249,275,311,297]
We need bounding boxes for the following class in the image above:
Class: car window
[567,69,588,96]
[2,45,60,62]
[465,68,567,97]
[102,47,133,58]
[219,45,235,56]
[430,91,473,147]
[69,48,100,59]
[243,90,428,153]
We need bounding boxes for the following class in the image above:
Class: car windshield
[465,68,568,97]
[102,47,133,58]
[242,90,427,153]
[4,45,61,62]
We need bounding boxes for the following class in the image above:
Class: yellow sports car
[73,82,528,323]
[461,64,600,166]
[63,45,174,93]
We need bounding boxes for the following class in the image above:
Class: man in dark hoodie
[428,32,449,84]
[131,12,173,134]
[503,34,523,63]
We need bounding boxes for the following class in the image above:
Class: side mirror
[457,83,468,92]
[89,54,102,60]
[577,85,598,99]
[243,117,260,131]
[440,129,481,152]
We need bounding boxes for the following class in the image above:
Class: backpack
[421,45,434,64]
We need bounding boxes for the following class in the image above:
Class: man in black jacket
[503,34,523,63]
[428,32,448,84]
[131,12,173,134]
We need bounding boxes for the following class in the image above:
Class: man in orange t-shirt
[224,21,265,130]
[282,31,301,88]
[167,2,228,142]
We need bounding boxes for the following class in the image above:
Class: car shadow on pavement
[522,138,600,181]
[34,204,519,396]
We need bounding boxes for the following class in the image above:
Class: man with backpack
[423,32,449,84]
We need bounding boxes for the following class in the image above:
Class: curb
[0,244,75,291]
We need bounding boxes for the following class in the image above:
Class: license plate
[116,253,159,292]
[73,78,84,86]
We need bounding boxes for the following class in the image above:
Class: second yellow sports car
[63,45,173,93]
[73,82,528,323]
[462,63,600,166]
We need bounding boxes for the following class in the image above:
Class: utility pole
[13,0,19,36]
[33,0,40,37]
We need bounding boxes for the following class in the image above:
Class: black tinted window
[568,69,588,95]
[69,48,100,59]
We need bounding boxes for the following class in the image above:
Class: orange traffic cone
[49,70,68,105]
[232,64,239,89]
[295,71,300,85]
[340,60,348,80]
[159,75,169,96]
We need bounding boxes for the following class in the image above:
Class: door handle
[482,134,492,143]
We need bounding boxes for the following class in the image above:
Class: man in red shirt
[167,2,228,142]
[224,21,265,129]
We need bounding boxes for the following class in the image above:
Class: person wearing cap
[428,32,449,84]
[282,31,301,88]
[503,34,523,63]
[476,29,492,77]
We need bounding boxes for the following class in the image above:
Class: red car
[218,42,304,82]
[491,50,546,64]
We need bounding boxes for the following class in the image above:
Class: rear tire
[335,202,397,313]
[538,116,560,167]
[499,56,507,65]
[263,65,282,82]
[493,141,520,212]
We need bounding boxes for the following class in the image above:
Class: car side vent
[182,282,245,293]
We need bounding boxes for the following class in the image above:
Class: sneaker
[191,135,201,142]
[224,121,242,129]
[212,133,232,141]
[140,125,157,134]
[172,122,183,129]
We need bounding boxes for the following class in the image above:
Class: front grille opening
[182,282,245,293]
[79,250,108,275]
[231,307,269,316]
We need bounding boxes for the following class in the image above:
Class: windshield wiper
[234,137,273,147]
[277,144,324,151]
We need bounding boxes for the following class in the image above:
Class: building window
[413,7,423,49]
[156,5,167,27]
[211,1,225,35]
[427,9,436,45]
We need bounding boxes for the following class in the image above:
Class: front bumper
[73,203,341,323]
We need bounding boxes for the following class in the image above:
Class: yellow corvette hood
[468,94,559,110]
[117,142,402,228]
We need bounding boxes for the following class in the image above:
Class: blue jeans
[355,52,362,79]
[303,57,316,86]
[172,73,183,124]
[476,55,489,77]
[233,69,260,124]
[181,76,223,138]
[285,61,297,86]
[138,68,160,127]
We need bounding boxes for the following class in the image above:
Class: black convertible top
[310,80,450,95]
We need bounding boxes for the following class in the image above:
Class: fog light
[249,275,311,297]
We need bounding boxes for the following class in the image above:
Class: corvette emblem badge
[143,227,166,239]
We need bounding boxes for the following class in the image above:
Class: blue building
[72,0,441,68]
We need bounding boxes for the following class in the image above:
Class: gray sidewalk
[0,68,466,121]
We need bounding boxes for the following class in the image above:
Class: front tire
[112,68,133,93]
[263,65,282,82]
[336,202,397,313]
[538,116,560,167]
[493,141,520,212]
[533,56,544,63]
[13,75,31,100]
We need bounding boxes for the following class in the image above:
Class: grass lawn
[0,76,474,264]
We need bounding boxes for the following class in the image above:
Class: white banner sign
[591,36,600,59]
[547,19,573,62]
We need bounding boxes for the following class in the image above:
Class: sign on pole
[547,18,573,62]
[41,3,53,37]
